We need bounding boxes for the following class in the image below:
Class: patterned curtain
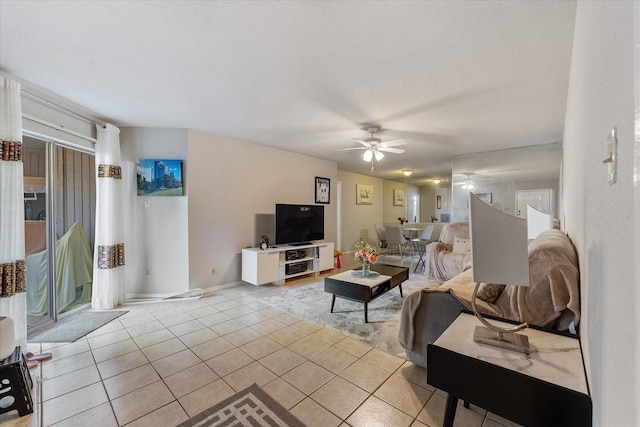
[0,76,27,348]
[91,123,125,309]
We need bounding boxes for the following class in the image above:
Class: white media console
[242,242,335,286]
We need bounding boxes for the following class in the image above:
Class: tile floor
[1,256,521,427]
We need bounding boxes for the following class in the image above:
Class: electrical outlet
[211,268,216,275]
[144,198,151,208]
[146,268,151,276]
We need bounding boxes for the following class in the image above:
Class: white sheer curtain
[0,76,27,348]
[91,123,125,310]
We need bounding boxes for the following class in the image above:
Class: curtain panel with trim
[91,123,125,310]
[0,76,27,348]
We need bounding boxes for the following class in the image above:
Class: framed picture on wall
[393,189,404,206]
[137,159,184,196]
[356,184,373,205]
[315,177,330,204]
[437,195,442,209]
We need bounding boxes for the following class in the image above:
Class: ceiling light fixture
[362,150,373,162]
[402,169,413,177]
[432,179,441,184]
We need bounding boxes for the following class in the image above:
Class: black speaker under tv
[275,204,324,246]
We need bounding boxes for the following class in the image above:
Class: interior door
[515,189,552,219]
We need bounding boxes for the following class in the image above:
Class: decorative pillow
[452,237,471,254]
[477,283,506,304]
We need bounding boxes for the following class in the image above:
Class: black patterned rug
[177,383,306,427]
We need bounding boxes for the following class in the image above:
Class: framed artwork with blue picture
[137,159,183,196]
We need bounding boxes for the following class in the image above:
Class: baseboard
[125,281,247,302]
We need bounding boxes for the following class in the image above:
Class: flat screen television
[275,204,324,246]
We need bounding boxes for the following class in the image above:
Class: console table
[427,313,591,427]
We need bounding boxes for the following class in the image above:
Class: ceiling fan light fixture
[432,178,441,184]
[362,149,373,162]
[402,169,413,177]
[374,150,384,161]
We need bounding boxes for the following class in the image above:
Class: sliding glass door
[24,134,95,332]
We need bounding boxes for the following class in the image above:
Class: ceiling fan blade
[380,138,407,148]
[337,147,367,151]
[352,138,372,147]
[378,147,405,154]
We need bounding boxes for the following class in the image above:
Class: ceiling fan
[453,173,489,189]
[337,127,407,170]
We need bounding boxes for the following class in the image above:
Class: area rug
[177,383,306,427]
[259,267,440,357]
[28,310,128,343]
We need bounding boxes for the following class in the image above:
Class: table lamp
[469,192,531,354]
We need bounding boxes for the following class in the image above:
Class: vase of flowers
[353,238,379,277]
[398,217,408,225]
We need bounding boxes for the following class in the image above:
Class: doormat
[28,310,128,343]
[177,383,306,427]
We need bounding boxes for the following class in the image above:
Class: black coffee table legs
[329,284,403,323]
[330,293,369,323]
[443,394,458,427]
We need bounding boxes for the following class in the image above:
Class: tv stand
[289,241,312,246]
[242,242,335,286]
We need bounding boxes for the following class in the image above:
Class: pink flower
[368,254,377,263]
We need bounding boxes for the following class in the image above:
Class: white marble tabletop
[434,313,589,395]
[326,270,392,288]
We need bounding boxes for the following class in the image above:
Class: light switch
[144,198,151,207]
[602,128,617,185]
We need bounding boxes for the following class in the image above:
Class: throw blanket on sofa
[398,229,580,350]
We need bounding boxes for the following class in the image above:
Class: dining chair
[411,225,435,272]
[418,225,435,241]
[375,224,388,249]
[385,225,408,257]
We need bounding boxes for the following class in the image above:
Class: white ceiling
[0,1,576,184]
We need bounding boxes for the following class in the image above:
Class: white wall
[337,171,384,251]
[187,129,337,289]
[120,128,190,297]
[451,179,559,221]
[563,2,637,425]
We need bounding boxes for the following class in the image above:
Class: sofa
[424,221,471,281]
[398,228,580,367]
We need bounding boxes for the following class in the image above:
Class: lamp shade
[362,149,373,162]
[527,204,553,239]
[469,193,529,287]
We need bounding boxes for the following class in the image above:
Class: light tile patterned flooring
[1,257,521,427]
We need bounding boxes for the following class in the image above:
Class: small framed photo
[356,184,373,205]
[393,189,404,206]
[315,177,330,204]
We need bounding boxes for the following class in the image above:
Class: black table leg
[364,302,368,323]
[330,294,336,313]
[443,394,458,427]
[399,284,403,298]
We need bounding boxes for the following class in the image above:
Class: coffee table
[324,263,409,323]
